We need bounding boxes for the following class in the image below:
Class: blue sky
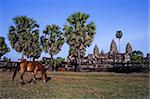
[0,0,149,61]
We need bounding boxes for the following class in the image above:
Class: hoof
[43,80,46,83]
[28,79,33,83]
[33,81,36,84]
[33,78,36,84]
[21,82,25,85]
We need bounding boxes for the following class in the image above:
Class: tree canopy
[0,37,10,59]
[40,24,64,58]
[8,16,42,60]
[131,50,144,63]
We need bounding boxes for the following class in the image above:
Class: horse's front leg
[33,71,37,84]
[28,72,33,83]
[40,70,47,83]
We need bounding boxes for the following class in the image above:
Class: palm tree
[116,30,123,52]
[131,50,143,63]
[8,16,41,60]
[63,12,96,71]
[40,24,64,71]
[0,37,10,59]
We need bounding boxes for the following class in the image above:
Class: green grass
[0,71,149,99]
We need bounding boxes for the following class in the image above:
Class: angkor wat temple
[66,39,149,72]
[87,39,132,64]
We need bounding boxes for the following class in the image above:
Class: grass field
[0,71,149,99]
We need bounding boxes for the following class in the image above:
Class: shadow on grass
[35,76,52,82]
[27,76,52,84]
[46,76,52,82]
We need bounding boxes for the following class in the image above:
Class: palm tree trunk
[74,59,77,72]
[50,54,54,71]
[77,49,82,72]
[33,57,35,62]
[119,39,120,53]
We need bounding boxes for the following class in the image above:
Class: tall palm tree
[8,16,41,60]
[0,37,10,59]
[116,30,123,52]
[40,24,64,70]
[63,12,96,71]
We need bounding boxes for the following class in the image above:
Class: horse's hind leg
[20,71,25,85]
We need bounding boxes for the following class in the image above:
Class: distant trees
[52,57,65,71]
[131,50,144,63]
[8,16,42,61]
[40,24,64,70]
[0,37,10,59]
[63,12,96,71]
[116,30,123,52]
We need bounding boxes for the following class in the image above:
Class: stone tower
[126,43,132,54]
[109,39,118,54]
[94,45,99,55]
[124,42,132,63]
[93,45,100,60]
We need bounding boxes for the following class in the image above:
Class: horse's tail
[12,62,20,81]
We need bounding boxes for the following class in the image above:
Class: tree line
[0,12,145,72]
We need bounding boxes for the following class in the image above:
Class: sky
[0,0,149,61]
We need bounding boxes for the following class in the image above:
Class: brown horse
[12,60,47,85]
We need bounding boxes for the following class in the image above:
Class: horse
[12,59,47,85]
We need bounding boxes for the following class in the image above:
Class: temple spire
[109,39,118,54]
[94,45,99,55]
[126,42,132,54]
